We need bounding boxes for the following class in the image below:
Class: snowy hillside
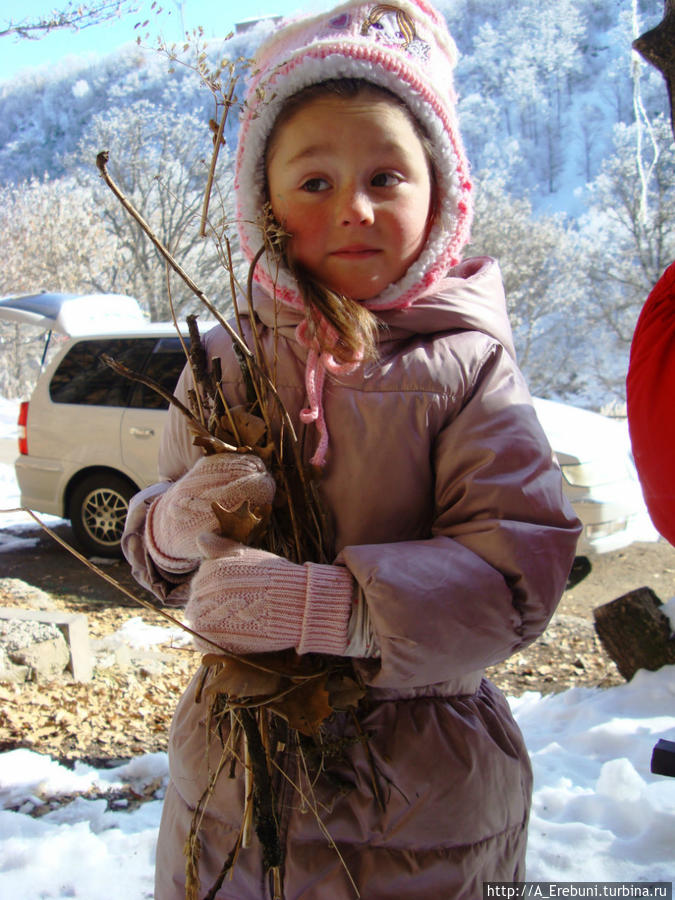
[0,1,667,202]
[0,22,272,185]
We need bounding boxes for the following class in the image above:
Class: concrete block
[0,647,30,683]
[11,635,70,680]
[0,607,93,682]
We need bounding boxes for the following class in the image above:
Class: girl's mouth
[330,246,381,258]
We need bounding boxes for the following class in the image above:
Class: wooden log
[593,587,675,681]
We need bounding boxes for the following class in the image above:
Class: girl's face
[266,92,434,301]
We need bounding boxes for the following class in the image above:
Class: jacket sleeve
[121,363,202,605]
[339,341,582,690]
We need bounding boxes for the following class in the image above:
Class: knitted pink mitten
[145,453,276,573]
[185,534,355,656]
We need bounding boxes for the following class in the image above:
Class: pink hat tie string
[295,319,363,467]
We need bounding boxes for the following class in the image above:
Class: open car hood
[0,292,146,336]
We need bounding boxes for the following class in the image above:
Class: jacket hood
[247,256,516,361]
[238,253,514,467]
[378,257,516,358]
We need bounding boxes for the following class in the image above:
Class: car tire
[69,473,136,558]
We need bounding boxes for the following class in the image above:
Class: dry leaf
[202,657,283,700]
[211,407,276,465]
[191,432,237,454]
[326,676,366,711]
[229,407,268,447]
[268,678,333,737]
[199,652,344,736]
[211,499,272,544]
[254,441,276,465]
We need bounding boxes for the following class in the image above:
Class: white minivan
[0,292,658,571]
[1,292,192,557]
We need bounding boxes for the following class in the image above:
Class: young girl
[123,2,581,897]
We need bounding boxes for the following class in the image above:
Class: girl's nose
[338,187,375,226]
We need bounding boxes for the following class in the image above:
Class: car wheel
[69,473,136,558]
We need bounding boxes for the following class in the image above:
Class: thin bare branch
[200,78,238,238]
[101,354,238,453]
[96,151,252,362]
[96,152,300,447]
[0,507,211,644]
[0,506,321,683]
[269,745,361,898]
[1,0,138,41]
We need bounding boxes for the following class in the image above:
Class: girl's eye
[371,172,400,187]
[301,177,330,193]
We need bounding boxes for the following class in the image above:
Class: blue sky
[0,0,333,84]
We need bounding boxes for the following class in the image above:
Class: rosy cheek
[285,210,324,257]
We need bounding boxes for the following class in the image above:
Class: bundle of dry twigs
[93,47,370,900]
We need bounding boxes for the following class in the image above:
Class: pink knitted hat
[234,0,473,313]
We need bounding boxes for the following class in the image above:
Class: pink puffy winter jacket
[123,257,581,899]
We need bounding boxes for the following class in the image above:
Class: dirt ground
[1,518,674,765]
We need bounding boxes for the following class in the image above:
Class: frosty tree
[73,100,237,321]
[581,115,675,397]
[0,175,113,297]
[468,175,586,399]
[454,0,586,192]
[0,174,114,396]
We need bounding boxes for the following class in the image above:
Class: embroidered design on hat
[328,13,352,29]
[360,4,430,60]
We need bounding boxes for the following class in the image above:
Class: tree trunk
[593,587,675,680]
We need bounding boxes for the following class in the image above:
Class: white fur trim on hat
[234,0,473,312]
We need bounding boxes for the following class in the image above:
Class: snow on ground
[95,616,191,652]
[0,671,671,897]
[514,669,675,883]
[0,752,164,899]
[0,399,673,895]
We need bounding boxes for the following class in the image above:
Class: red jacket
[627,262,675,545]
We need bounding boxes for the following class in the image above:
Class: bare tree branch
[1,0,138,41]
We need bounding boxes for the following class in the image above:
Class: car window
[49,338,157,406]
[129,338,187,410]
